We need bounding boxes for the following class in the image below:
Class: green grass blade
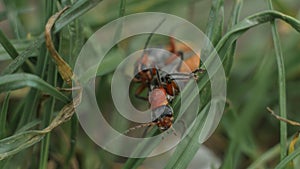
[65,116,78,168]
[0,39,36,61]
[39,87,56,169]
[228,0,243,30]
[204,0,224,46]
[268,0,288,160]
[223,0,243,76]
[0,30,18,59]
[275,148,300,169]
[121,130,160,169]
[214,10,300,64]
[64,6,82,167]
[0,73,69,103]
[38,2,56,168]
[247,144,280,169]
[38,49,57,169]
[113,0,126,47]
[53,0,103,33]
[16,119,41,133]
[2,0,26,38]
[0,31,35,73]
[0,38,41,75]
[164,104,210,169]
[119,0,127,17]
[0,130,45,161]
[201,0,224,65]
[0,93,10,139]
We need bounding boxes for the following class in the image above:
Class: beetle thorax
[148,88,168,110]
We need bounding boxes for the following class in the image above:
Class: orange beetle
[126,36,204,133]
[164,36,201,72]
[148,87,174,131]
[133,37,204,101]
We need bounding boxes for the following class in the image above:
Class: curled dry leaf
[45,6,74,86]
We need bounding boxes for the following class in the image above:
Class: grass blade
[204,0,224,46]
[53,0,103,33]
[214,10,300,64]
[0,39,36,61]
[223,0,243,76]
[119,0,127,17]
[2,0,26,38]
[0,73,69,103]
[268,0,288,160]
[0,93,10,139]
[0,130,45,161]
[0,30,18,59]
[164,104,210,169]
[201,0,224,65]
[0,38,41,75]
[275,148,300,169]
[64,5,82,167]
[247,144,280,169]
[38,2,57,166]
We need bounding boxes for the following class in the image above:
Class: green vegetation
[0,0,300,168]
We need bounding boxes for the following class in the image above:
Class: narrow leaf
[0,73,69,103]
[0,93,10,139]
[53,0,104,33]
[214,10,300,64]
[268,0,288,160]
[0,30,18,59]
[223,0,243,76]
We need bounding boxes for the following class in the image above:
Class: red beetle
[125,35,205,134]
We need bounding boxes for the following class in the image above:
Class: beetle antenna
[155,66,163,87]
[104,122,158,149]
[167,68,206,80]
[169,126,177,136]
[141,18,166,60]
[123,122,158,135]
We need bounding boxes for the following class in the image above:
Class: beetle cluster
[128,37,205,133]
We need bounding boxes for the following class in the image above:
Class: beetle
[125,69,175,133]
[125,32,205,135]
[132,36,204,102]
[128,64,203,133]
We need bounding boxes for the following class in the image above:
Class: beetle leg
[57,86,82,92]
[175,51,184,71]
[168,68,205,80]
[132,77,142,83]
[169,36,176,53]
[165,37,181,65]
[135,83,149,101]
[192,68,205,74]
